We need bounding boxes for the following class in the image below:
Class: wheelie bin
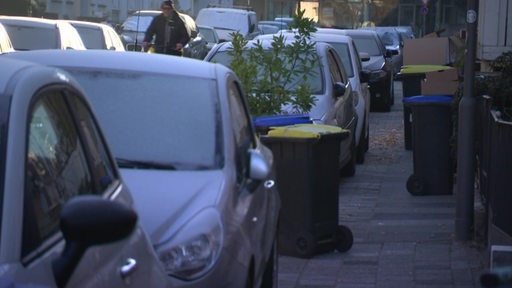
[403,95,454,196]
[397,65,454,150]
[260,124,353,258]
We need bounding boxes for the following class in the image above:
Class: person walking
[143,0,190,56]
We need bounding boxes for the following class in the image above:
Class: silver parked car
[5,50,281,287]
[0,57,170,287]
[205,38,358,176]
[0,16,85,50]
[256,31,371,164]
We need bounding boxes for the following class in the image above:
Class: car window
[199,27,217,43]
[209,49,323,94]
[326,49,344,84]
[74,26,105,49]
[22,88,108,260]
[122,15,154,32]
[66,69,222,169]
[352,42,363,73]
[227,81,254,185]
[351,36,381,56]
[3,24,58,50]
[327,42,354,78]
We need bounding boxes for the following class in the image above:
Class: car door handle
[120,257,138,278]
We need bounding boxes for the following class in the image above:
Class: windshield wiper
[116,158,177,170]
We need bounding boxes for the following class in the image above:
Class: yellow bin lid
[267,124,347,138]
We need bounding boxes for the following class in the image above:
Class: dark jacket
[144,11,190,55]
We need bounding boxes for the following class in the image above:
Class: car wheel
[245,268,255,288]
[260,236,278,288]
[340,137,356,177]
[390,76,395,106]
[356,122,366,164]
[364,124,370,152]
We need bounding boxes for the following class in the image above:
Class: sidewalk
[277,82,486,288]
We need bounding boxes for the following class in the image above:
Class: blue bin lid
[403,95,453,104]
[253,114,312,127]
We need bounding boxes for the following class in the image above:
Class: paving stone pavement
[277,82,487,288]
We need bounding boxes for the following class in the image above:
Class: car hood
[362,56,385,71]
[120,168,224,244]
[281,93,332,124]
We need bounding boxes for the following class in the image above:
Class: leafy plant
[477,51,512,120]
[226,10,319,116]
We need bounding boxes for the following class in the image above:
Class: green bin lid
[267,124,348,138]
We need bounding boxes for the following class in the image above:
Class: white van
[195,7,259,42]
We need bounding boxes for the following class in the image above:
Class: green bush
[478,51,512,120]
[226,10,319,116]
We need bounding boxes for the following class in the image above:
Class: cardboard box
[421,69,459,95]
[403,37,452,65]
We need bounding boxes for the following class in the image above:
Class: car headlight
[155,208,223,280]
[369,70,387,81]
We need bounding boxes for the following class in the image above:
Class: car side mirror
[386,49,398,57]
[360,70,371,83]
[359,52,370,62]
[52,196,137,288]
[333,82,346,98]
[115,24,123,33]
[248,149,270,180]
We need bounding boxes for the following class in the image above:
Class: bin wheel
[294,233,316,258]
[335,225,353,253]
[407,174,426,195]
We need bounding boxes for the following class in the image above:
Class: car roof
[212,37,332,52]
[129,10,161,16]
[198,7,256,15]
[0,57,38,92]
[255,30,352,43]
[317,28,378,37]
[65,20,112,29]
[0,15,60,28]
[3,50,223,79]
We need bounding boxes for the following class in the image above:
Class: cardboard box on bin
[403,37,455,66]
[421,69,459,95]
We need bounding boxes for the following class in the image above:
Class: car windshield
[350,36,381,56]
[73,26,104,49]
[377,31,400,47]
[209,50,323,94]
[325,42,354,78]
[122,15,154,32]
[3,24,58,50]
[198,27,217,43]
[65,69,222,170]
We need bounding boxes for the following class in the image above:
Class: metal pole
[455,0,478,241]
